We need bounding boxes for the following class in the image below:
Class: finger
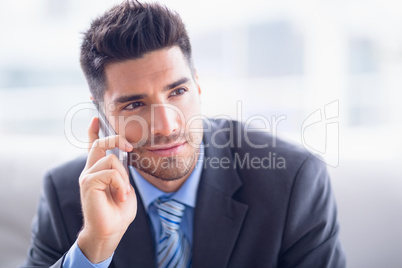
[80,169,131,202]
[88,117,100,152]
[87,154,130,185]
[87,135,133,169]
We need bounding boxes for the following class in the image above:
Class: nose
[150,103,181,137]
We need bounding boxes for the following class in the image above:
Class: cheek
[181,94,203,141]
[180,92,201,121]
[120,119,149,144]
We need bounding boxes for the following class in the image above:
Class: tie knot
[154,198,185,231]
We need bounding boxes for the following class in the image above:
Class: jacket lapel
[192,122,249,267]
[111,174,156,268]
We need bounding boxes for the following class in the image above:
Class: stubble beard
[129,131,202,181]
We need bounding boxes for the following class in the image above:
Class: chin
[131,148,198,181]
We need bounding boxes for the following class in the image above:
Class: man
[23,1,346,267]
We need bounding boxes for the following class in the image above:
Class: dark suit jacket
[23,119,346,267]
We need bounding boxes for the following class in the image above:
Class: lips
[145,142,186,156]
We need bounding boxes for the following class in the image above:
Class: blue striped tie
[154,198,191,268]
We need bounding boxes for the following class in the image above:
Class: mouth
[145,142,186,156]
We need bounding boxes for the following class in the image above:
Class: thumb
[88,117,100,152]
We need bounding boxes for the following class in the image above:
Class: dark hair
[80,0,193,101]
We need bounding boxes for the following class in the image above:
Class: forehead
[104,46,191,97]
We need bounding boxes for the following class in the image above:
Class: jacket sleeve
[278,155,346,268]
[21,170,72,268]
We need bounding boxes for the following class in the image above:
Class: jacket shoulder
[47,155,87,181]
[41,155,87,227]
[44,155,86,191]
[24,155,87,266]
[207,118,314,175]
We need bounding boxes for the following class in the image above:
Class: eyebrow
[163,77,190,91]
[113,76,191,104]
[113,93,148,104]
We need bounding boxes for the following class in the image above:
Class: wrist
[77,228,122,264]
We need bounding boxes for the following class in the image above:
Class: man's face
[102,46,202,182]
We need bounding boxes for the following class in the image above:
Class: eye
[123,101,144,111]
[170,87,187,97]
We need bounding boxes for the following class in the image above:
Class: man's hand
[77,117,137,263]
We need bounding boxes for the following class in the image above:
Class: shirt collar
[130,145,204,211]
